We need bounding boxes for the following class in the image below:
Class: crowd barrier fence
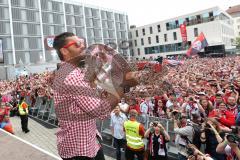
[25,96,178,156]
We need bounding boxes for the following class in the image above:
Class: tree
[236,37,240,48]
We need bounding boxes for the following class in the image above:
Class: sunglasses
[63,37,84,49]
[63,40,81,49]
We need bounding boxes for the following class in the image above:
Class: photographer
[200,118,226,160]
[173,112,194,160]
[144,121,170,160]
[216,126,240,160]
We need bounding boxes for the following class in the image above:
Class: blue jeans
[178,153,187,160]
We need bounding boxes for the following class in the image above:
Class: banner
[180,23,187,43]
[186,32,208,57]
[0,38,3,63]
[164,59,184,66]
[136,61,162,72]
[44,36,55,50]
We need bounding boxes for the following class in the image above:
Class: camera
[152,122,158,127]
[227,126,240,144]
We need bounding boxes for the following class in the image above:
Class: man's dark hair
[53,32,75,61]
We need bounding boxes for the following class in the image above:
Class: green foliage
[236,37,240,48]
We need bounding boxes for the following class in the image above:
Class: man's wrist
[223,140,228,146]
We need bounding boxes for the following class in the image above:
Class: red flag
[180,23,187,43]
[186,32,208,57]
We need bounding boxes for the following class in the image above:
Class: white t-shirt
[140,101,154,114]
[166,100,173,108]
[118,102,129,112]
[184,103,200,116]
[110,112,127,139]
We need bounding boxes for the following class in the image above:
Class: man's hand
[157,123,165,132]
[149,122,154,128]
[124,71,139,88]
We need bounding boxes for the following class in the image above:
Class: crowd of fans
[112,56,240,160]
[0,56,240,159]
[0,72,54,134]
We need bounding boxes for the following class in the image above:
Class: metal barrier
[26,96,58,127]
[24,96,178,156]
[100,115,178,155]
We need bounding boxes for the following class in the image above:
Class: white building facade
[0,0,129,79]
[226,5,240,39]
[129,7,235,60]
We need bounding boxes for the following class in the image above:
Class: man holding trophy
[52,32,138,160]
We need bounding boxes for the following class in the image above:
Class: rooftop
[226,4,240,14]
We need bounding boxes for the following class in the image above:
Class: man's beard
[67,54,86,67]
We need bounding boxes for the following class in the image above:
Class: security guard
[124,109,145,160]
[18,97,30,133]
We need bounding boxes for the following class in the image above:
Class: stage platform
[0,129,61,160]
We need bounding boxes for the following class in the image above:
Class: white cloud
[80,0,240,26]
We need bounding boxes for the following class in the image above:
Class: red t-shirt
[129,104,141,114]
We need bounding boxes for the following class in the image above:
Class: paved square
[10,116,115,160]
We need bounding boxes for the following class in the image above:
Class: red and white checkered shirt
[53,62,111,158]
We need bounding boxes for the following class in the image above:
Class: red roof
[226,5,240,14]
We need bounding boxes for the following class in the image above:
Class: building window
[196,15,201,23]
[175,20,179,27]
[149,26,153,34]
[130,49,134,56]
[164,34,167,42]
[194,28,198,37]
[185,17,189,25]
[137,48,140,56]
[238,25,240,29]
[173,32,177,40]
[142,28,145,36]
[157,24,161,32]
[128,32,132,39]
[148,37,151,44]
[209,12,214,21]
[134,40,137,46]
[156,35,159,43]
[141,38,144,45]
[166,23,169,30]
[136,30,138,37]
